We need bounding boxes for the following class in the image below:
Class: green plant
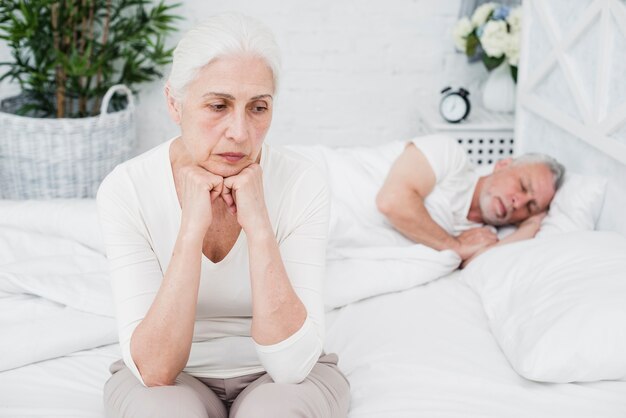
[0,0,182,118]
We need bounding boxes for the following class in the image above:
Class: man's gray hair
[511,153,566,191]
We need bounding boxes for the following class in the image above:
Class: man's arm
[496,212,546,245]
[376,143,496,261]
[461,212,546,267]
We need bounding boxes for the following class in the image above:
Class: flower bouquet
[452,3,522,82]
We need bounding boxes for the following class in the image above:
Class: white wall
[0,0,487,154]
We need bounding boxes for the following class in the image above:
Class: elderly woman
[97,13,350,418]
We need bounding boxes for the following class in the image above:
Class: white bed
[2,0,626,416]
[2,269,626,418]
[0,344,119,418]
[0,200,625,418]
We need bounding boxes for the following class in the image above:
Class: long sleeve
[96,141,331,384]
[253,165,330,383]
[96,166,162,386]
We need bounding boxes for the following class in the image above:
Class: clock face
[440,94,468,122]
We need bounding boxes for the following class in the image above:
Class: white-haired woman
[98,13,350,418]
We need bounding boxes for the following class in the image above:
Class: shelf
[416,99,516,165]
[418,101,515,132]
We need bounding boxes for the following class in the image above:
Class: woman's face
[167,54,275,177]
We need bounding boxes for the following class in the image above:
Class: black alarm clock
[439,86,471,123]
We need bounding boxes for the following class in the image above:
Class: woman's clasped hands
[178,163,270,233]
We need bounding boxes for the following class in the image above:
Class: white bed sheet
[325,271,626,418]
[0,344,120,418]
[2,272,625,418]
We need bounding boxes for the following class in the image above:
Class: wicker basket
[0,84,136,199]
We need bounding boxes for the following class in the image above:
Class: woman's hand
[222,164,272,234]
[177,165,224,233]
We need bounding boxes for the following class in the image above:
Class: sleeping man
[376,135,565,265]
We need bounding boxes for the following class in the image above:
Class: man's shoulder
[407,134,473,182]
[409,134,461,153]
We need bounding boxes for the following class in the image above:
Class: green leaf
[0,0,183,117]
[510,65,518,83]
[482,54,505,71]
[466,32,479,58]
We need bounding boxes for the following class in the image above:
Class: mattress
[2,271,625,418]
[326,271,626,417]
[0,344,119,418]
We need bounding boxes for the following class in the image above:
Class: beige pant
[103,353,350,418]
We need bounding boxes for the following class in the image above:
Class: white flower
[480,20,508,57]
[452,17,473,52]
[507,7,523,34]
[504,31,521,66]
[471,3,497,27]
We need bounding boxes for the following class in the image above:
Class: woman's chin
[203,161,248,178]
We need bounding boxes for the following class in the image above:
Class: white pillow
[0,199,104,253]
[536,173,607,237]
[461,231,626,383]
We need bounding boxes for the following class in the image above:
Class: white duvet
[325,245,459,310]
[286,143,461,310]
[1,179,625,417]
[0,143,461,371]
[0,201,116,372]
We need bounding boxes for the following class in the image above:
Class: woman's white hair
[167,13,281,100]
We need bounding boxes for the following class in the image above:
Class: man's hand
[454,226,498,261]
[460,212,549,268]
[516,211,547,236]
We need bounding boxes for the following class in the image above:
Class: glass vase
[482,62,516,113]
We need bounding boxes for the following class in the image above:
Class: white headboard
[515,0,626,235]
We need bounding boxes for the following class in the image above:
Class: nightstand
[417,103,515,166]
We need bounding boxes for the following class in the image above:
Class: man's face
[478,161,557,226]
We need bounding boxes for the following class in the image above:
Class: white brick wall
[0,0,489,154]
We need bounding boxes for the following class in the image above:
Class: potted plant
[452,3,522,113]
[0,0,181,198]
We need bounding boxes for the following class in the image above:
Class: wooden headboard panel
[515,0,626,235]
